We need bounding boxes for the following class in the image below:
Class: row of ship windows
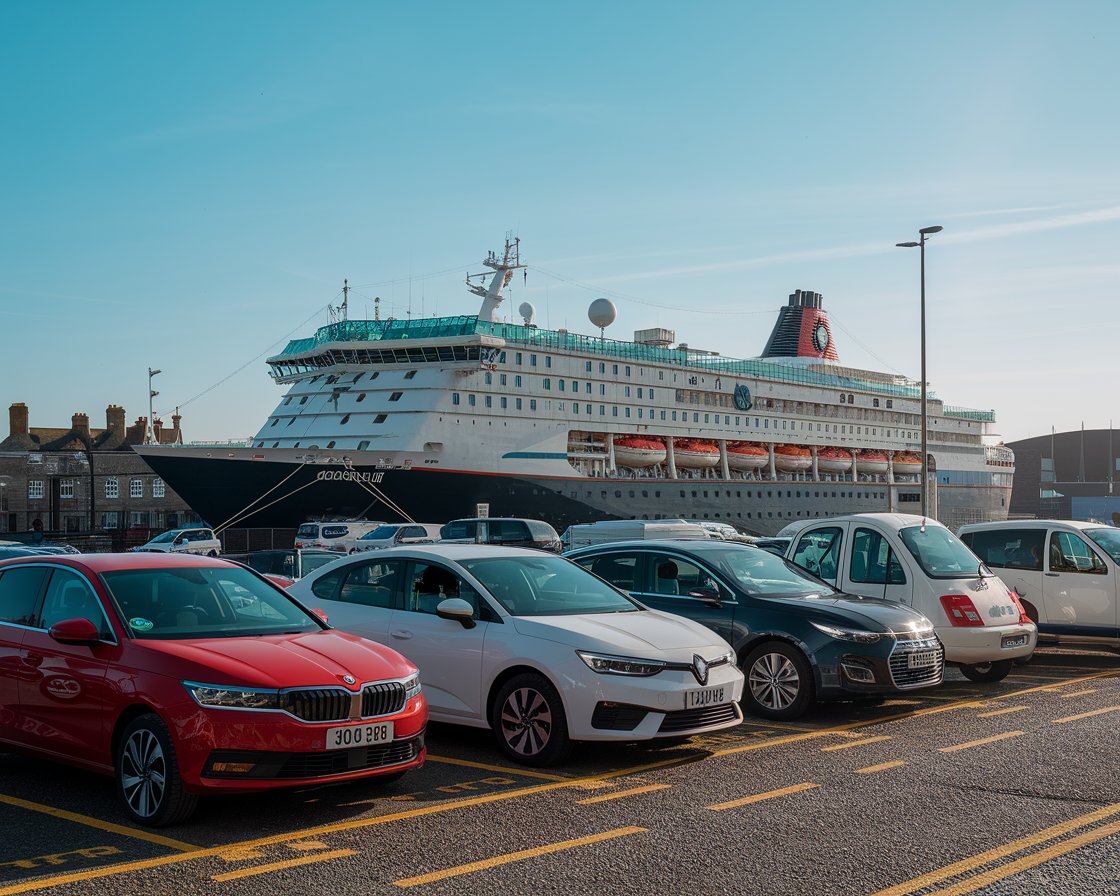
[564,489,888,501]
[26,478,166,500]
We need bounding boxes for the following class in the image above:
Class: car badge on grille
[342,674,356,685]
[692,654,709,686]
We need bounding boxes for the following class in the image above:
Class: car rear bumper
[938,623,1037,663]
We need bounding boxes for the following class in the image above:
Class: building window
[530,400,537,411]
[101,511,119,530]
[468,394,476,406]
[130,478,143,498]
[105,478,119,499]
[60,480,75,499]
[530,354,538,367]
[515,375,522,388]
[543,378,551,390]
[545,356,552,368]
[28,480,44,500]
[516,352,523,365]
[500,397,507,409]
[130,511,147,528]
[499,374,507,386]
[453,393,461,405]
[515,398,522,410]
[485,396,492,408]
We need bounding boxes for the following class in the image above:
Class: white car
[131,527,221,557]
[352,523,442,552]
[288,545,744,765]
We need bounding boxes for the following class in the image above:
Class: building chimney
[153,418,163,444]
[125,416,148,446]
[106,404,126,435]
[72,413,90,439]
[9,403,28,437]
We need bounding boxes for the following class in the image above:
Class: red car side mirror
[49,617,102,646]
[313,608,329,623]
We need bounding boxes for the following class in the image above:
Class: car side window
[851,528,906,585]
[406,562,486,618]
[37,569,112,637]
[338,559,404,607]
[310,567,346,600]
[646,553,711,597]
[1049,532,1107,574]
[0,567,50,627]
[581,553,639,591]
[793,527,843,582]
[963,529,1045,571]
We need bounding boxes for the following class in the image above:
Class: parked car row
[296,517,565,555]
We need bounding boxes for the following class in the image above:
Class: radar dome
[518,302,536,325]
[588,298,617,330]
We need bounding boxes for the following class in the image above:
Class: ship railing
[944,406,996,422]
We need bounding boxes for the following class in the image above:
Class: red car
[0,553,427,826]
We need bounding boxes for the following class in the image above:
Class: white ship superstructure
[138,239,1014,535]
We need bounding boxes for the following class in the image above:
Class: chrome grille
[362,682,407,718]
[888,637,944,689]
[282,689,352,722]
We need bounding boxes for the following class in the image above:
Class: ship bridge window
[571,380,578,391]
[284,397,293,405]
[374,415,387,424]
[638,388,643,398]
[270,418,279,427]
[613,364,619,375]
[545,356,552,368]
[599,362,605,374]
[573,403,579,414]
[530,354,538,367]
[299,396,308,405]
[294,442,301,448]
[287,419,295,426]
[599,384,605,395]
[310,375,322,383]
[625,408,631,418]
[485,372,493,385]
[515,375,522,387]
[272,442,279,448]
[501,397,508,409]
[515,352,522,364]
[404,370,417,379]
[356,393,366,402]
[326,441,336,449]
[600,405,605,415]
[500,374,507,386]
[559,381,565,392]
[468,394,476,406]
[612,407,618,417]
[544,378,551,390]
[500,352,506,363]
[660,411,666,420]
[340,414,351,425]
[390,392,403,401]
[453,393,461,405]
[585,361,592,372]
[485,396,493,408]
[516,398,522,410]
[370,371,379,379]
[625,366,631,376]
[625,387,631,397]
[352,374,363,383]
[530,400,537,410]
[357,440,370,450]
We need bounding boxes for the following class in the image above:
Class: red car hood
[134,630,416,689]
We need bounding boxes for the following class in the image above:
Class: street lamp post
[147,368,162,445]
[896,225,943,519]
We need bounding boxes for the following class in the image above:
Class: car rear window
[900,526,983,579]
[297,524,320,538]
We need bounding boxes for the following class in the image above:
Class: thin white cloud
[0,287,128,306]
[942,205,1120,243]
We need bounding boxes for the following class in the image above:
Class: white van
[959,520,1120,648]
[294,520,385,553]
[351,523,442,552]
[563,519,710,551]
[785,513,1036,681]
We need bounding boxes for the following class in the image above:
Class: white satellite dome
[588,298,617,329]
[518,302,536,325]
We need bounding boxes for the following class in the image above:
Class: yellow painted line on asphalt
[706,782,819,811]
[869,802,1120,896]
[577,783,671,805]
[1051,706,1120,724]
[1059,689,1098,699]
[5,669,1118,895]
[392,827,646,888]
[0,793,199,853]
[925,819,1120,896]
[939,731,1024,753]
[976,705,1028,718]
[425,754,572,781]
[820,735,892,752]
[212,849,356,882]
[855,760,906,775]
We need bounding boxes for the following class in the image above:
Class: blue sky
[2,1,1117,444]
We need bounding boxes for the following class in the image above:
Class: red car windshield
[100,566,322,639]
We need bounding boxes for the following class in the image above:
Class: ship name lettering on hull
[316,470,386,483]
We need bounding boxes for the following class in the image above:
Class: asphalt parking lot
[2,647,1118,896]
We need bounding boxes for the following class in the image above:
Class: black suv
[439,518,562,552]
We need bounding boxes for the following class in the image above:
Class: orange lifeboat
[855,449,889,475]
[816,446,853,474]
[727,441,768,471]
[673,438,720,469]
[892,451,922,475]
[613,435,667,468]
[774,444,812,473]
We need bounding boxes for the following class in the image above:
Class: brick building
[0,402,200,546]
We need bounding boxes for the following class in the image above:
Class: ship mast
[467,236,525,323]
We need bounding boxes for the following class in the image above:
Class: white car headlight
[576,650,667,676]
[809,621,882,644]
[183,682,282,710]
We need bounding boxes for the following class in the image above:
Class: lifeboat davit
[613,436,667,468]
[855,449,889,475]
[816,447,853,474]
[892,451,923,475]
[673,438,720,469]
[727,441,768,471]
[773,444,812,473]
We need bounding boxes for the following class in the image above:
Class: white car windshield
[1086,528,1120,564]
[899,526,982,578]
[460,555,639,616]
[363,525,400,540]
[148,530,181,544]
[709,548,838,597]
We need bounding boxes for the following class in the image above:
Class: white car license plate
[684,685,727,709]
[907,650,939,670]
[1002,634,1029,649]
[325,722,394,750]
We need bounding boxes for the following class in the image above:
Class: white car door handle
[391,629,413,640]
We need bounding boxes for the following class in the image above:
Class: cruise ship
[136,239,1014,536]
